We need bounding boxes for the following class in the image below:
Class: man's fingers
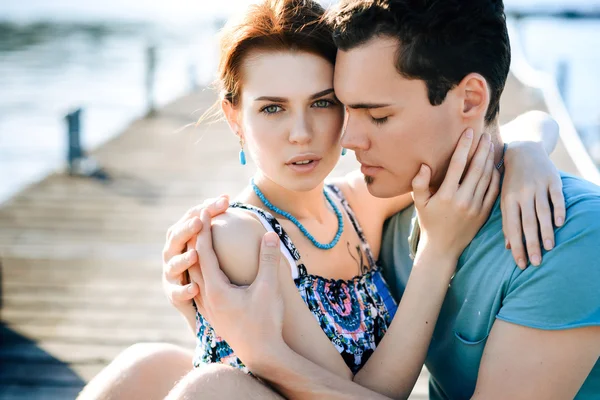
[167,281,198,304]
[549,180,566,227]
[521,197,542,267]
[505,202,528,270]
[439,128,474,195]
[411,164,433,206]
[459,134,492,199]
[535,191,555,251]
[196,209,230,288]
[163,217,203,263]
[166,250,197,280]
[253,232,281,288]
[184,195,230,222]
[188,263,204,300]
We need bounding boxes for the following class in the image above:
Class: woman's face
[235,50,344,192]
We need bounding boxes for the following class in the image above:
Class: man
[170,1,599,398]
[81,1,599,399]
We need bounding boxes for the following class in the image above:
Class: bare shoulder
[211,208,266,286]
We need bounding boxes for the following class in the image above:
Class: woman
[78,0,563,399]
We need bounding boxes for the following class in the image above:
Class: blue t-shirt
[379,173,600,399]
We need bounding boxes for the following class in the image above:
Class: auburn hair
[216,0,336,107]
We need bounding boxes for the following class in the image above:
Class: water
[1,0,599,204]
[0,3,229,204]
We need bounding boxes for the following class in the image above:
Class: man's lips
[360,162,384,176]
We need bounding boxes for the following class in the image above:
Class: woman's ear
[221,99,243,139]
[458,73,490,120]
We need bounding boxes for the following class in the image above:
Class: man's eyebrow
[347,103,391,109]
[254,89,335,103]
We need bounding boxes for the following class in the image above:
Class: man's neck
[488,123,505,169]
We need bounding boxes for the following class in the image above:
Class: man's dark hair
[328,0,511,124]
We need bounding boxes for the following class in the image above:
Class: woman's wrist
[414,241,459,280]
[416,235,461,264]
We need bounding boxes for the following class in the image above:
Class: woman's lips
[287,159,320,173]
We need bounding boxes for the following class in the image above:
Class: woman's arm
[353,130,500,399]
[500,110,558,154]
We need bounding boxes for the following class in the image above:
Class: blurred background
[0,0,599,399]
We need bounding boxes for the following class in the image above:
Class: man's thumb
[255,232,281,285]
[411,164,432,205]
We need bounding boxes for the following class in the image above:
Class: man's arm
[473,184,600,399]
[472,321,600,399]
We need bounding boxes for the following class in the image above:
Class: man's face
[334,36,466,198]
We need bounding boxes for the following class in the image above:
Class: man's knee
[167,364,283,400]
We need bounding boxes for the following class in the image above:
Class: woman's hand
[412,129,500,262]
[502,141,565,269]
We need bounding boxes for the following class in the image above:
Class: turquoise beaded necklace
[250,178,344,250]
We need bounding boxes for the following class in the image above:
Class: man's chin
[364,175,411,198]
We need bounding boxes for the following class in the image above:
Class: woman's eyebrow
[309,88,334,99]
[254,88,334,103]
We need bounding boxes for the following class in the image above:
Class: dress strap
[325,184,377,269]
[229,202,302,279]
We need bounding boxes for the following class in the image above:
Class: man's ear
[458,73,490,120]
[221,99,243,139]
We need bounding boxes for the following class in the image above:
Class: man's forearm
[250,344,390,400]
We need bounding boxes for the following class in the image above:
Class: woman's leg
[166,364,284,400]
[77,343,193,400]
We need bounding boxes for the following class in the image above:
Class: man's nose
[340,112,369,151]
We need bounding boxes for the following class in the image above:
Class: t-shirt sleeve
[496,193,600,330]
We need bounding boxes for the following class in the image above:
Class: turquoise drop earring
[341,148,347,156]
[239,137,247,166]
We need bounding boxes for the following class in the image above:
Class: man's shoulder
[561,173,600,207]
[495,173,600,331]
[557,173,600,237]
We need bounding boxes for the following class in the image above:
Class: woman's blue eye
[313,99,332,108]
[262,105,282,114]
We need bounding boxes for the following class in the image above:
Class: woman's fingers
[472,142,495,206]
[483,169,501,213]
[504,201,528,270]
[520,196,542,266]
[549,179,566,227]
[438,128,474,196]
[535,190,556,251]
[459,134,492,199]
[411,164,433,206]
